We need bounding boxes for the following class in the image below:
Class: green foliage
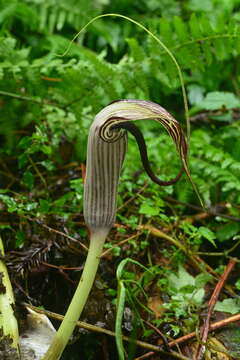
[0,1,240,358]
[215,298,240,314]
[197,91,240,110]
[163,266,211,319]
[143,13,240,91]
[180,222,216,247]
[0,0,106,34]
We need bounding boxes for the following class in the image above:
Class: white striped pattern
[84,123,127,231]
[83,100,189,233]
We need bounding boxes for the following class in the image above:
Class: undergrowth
[0,0,240,359]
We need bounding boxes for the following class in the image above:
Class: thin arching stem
[57,13,190,140]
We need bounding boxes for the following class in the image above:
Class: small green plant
[163,266,211,317]
[153,266,212,336]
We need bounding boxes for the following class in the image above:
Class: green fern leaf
[159,17,175,47]
[173,16,189,42]
[201,41,213,65]
[189,13,203,38]
[126,38,146,63]
[199,15,214,36]
[214,38,227,60]
[48,8,58,33]
[56,9,67,30]
[39,3,48,31]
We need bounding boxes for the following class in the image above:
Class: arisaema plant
[42,99,191,360]
[0,236,19,359]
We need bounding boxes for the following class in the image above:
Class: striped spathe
[84,123,127,231]
[84,99,189,234]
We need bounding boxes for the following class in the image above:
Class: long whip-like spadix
[112,121,184,186]
[42,99,189,360]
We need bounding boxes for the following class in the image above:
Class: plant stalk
[0,236,19,358]
[41,229,108,360]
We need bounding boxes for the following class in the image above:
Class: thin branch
[42,262,84,271]
[101,232,142,257]
[0,90,42,103]
[138,224,237,297]
[0,90,56,106]
[169,33,240,53]
[196,239,240,257]
[144,321,170,352]
[28,156,48,188]
[62,96,85,109]
[117,182,148,211]
[195,258,237,360]
[171,313,240,347]
[138,224,187,253]
[135,313,240,360]
[24,216,88,251]
[23,303,189,360]
[24,304,240,359]
[164,196,240,223]
[138,224,213,275]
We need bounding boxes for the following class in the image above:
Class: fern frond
[145,14,240,85]
[26,0,105,33]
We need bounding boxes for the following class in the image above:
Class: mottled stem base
[41,229,108,360]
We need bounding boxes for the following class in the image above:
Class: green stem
[58,13,190,139]
[0,236,19,357]
[41,229,108,360]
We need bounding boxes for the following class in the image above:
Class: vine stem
[57,13,190,140]
[41,229,108,360]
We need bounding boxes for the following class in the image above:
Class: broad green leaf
[23,170,34,190]
[216,223,240,242]
[39,199,51,213]
[198,92,240,110]
[188,85,205,105]
[215,298,240,314]
[168,266,195,291]
[195,273,212,288]
[15,231,25,248]
[0,195,18,213]
[214,38,227,61]
[139,203,159,216]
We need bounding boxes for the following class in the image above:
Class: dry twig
[25,303,240,360]
[194,258,237,360]
[135,313,240,360]
[23,304,189,360]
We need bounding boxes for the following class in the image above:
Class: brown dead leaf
[148,295,165,318]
